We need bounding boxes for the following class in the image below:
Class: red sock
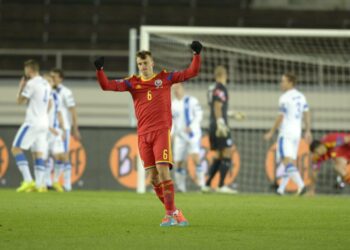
[161,180,176,215]
[153,183,164,204]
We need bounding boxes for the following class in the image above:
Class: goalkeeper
[202,66,237,194]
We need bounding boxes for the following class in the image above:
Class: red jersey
[96,55,201,135]
[312,133,350,168]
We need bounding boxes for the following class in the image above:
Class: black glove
[94,57,104,70]
[190,41,203,55]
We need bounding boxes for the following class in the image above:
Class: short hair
[51,68,64,79]
[310,140,322,153]
[214,65,227,78]
[24,59,40,72]
[136,50,152,59]
[283,72,297,85]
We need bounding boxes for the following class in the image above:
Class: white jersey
[21,76,51,127]
[172,95,203,140]
[55,84,76,130]
[278,88,309,139]
[48,90,62,129]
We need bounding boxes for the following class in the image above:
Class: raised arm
[94,57,130,92]
[169,41,202,84]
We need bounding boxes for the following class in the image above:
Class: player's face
[136,56,154,77]
[50,72,62,87]
[173,84,184,99]
[280,75,291,91]
[314,145,327,156]
[24,66,31,78]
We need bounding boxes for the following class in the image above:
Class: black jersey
[208,82,229,127]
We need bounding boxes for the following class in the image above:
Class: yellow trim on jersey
[140,73,157,81]
[144,165,156,170]
[156,161,174,166]
[123,75,135,80]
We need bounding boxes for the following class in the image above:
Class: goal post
[136,26,350,194]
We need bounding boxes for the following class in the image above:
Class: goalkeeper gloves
[216,118,229,137]
[94,57,104,70]
[191,41,203,55]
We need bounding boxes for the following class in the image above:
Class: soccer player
[171,83,204,192]
[11,60,51,192]
[309,133,350,193]
[264,72,312,196]
[43,73,65,192]
[94,41,202,227]
[202,66,237,194]
[50,69,81,191]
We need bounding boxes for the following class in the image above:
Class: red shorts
[138,129,173,170]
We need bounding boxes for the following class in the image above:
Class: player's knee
[156,165,171,181]
[282,157,294,165]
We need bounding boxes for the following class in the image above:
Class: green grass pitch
[0,189,349,250]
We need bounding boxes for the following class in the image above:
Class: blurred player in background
[171,83,204,192]
[309,133,350,194]
[43,73,65,192]
[94,41,202,227]
[264,72,312,196]
[50,69,81,191]
[11,60,51,192]
[203,66,237,194]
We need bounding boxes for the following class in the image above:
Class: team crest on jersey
[154,79,163,89]
[136,84,142,89]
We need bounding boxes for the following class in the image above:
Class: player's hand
[190,41,203,55]
[216,118,229,137]
[94,57,104,70]
[264,131,273,141]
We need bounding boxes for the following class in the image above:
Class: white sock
[175,171,182,191]
[278,175,289,194]
[196,165,205,187]
[63,162,72,191]
[290,171,304,189]
[53,161,64,183]
[18,164,33,182]
[35,170,46,188]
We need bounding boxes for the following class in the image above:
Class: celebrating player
[11,60,51,192]
[309,133,350,193]
[202,66,237,194]
[94,41,202,226]
[50,69,80,191]
[171,83,204,192]
[264,72,312,196]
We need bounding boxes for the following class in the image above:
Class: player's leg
[189,137,204,188]
[173,137,187,192]
[204,131,222,191]
[31,129,49,192]
[62,130,72,191]
[216,146,237,194]
[154,129,188,226]
[11,124,36,192]
[50,133,65,192]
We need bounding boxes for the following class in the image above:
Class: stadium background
[0,0,349,194]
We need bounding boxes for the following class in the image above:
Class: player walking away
[11,60,51,192]
[171,83,204,192]
[203,66,237,194]
[309,133,350,194]
[50,69,81,192]
[43,73,66,192]
[264,72,312,196]
[94,41,202,227]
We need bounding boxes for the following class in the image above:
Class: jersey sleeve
[303,96,309,112]
[278,96,287,114]
[166,54,201,84]
[63,89,76,108]
[96,70,131,92]
[21,81,34,99]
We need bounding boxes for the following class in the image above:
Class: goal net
[138,26,350,194]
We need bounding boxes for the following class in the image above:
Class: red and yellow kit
[96,55,201,168]
[312,133,350,169]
